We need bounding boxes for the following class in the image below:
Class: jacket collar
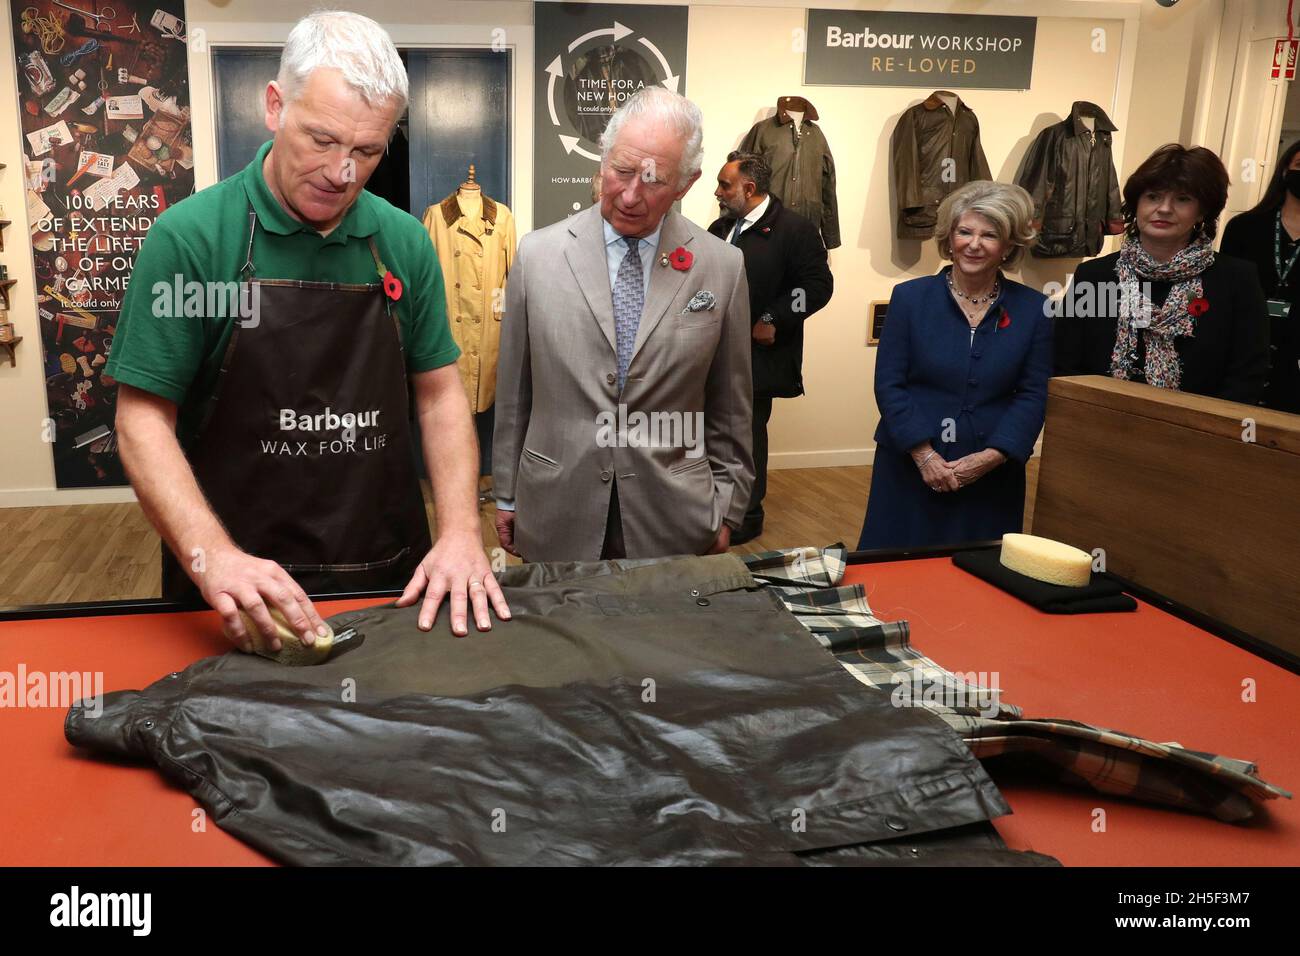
[439,191,498,228]
[922,90,966,114]
[722,194,782,237]
[776,95,819,125]
[753,194,781,231]
[1069,101,1117,137]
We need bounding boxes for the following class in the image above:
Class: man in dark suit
[708,151,833,544]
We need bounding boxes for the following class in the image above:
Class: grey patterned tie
[613,235,645,391]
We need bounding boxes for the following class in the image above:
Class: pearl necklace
[947,272,999,305]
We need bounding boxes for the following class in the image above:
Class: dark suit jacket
[1055,251,1270,405]
[1220,208,1300,412]
[708,197,833,398]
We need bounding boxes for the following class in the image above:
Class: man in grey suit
[494,88,754,561]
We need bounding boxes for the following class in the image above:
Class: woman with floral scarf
[1054,145,1268,405]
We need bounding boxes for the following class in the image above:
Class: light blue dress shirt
[602,216,663,301]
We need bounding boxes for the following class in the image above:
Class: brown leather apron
[161,207,433,601]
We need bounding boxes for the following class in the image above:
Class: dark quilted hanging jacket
[1014,101,1125,258]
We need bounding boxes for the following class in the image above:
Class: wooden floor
[0,461,1039,607]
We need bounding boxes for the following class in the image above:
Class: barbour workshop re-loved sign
[805,9,1037,90]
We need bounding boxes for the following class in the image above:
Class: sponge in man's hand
[238,608,335,666]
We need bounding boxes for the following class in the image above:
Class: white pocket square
[682,291,716,313]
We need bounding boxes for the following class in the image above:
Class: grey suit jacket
[493,205,754,562]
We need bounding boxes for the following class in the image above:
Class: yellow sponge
[238,608,334,665]
[999,533,1092,588]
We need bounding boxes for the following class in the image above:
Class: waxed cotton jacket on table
[748,546,1291,823]
[66,553,1053,867]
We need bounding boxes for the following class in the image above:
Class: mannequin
[456,164,483,219]
[776,95,819,125]
[1080,113,1096,145]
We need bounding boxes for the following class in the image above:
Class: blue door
[211,47,511,215]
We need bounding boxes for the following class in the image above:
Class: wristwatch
[759,312,775,325]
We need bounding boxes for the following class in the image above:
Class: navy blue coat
[858,269,1052,550]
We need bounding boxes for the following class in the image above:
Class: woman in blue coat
[858,180,1052,550]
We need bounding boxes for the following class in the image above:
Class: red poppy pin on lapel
[1188,297,1209,317]
[997,308,1011,329]
[383,270,403,302]
[667,247,693,271]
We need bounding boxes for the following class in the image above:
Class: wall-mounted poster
[805,9,1036,90]
[534,2,688,229]
[11,0,195,488]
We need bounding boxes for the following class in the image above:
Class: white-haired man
[493,88,754,561]
[109,11,510,649]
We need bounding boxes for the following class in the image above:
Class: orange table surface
[0,559,1295,867]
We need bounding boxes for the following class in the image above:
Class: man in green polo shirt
[108,10,510,649]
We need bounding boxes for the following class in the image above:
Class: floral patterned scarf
[1109,235,1214,390]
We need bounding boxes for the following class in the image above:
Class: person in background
[708,150,833,545]
[1055,144,1269,405]
[1219,139,1300,412]
[858,180,1051,550]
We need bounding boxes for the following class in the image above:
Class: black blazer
[708,197,833,398]
[1054,251,1269,406]
[1220,208,1300,412]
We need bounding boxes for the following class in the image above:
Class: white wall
[1215,0,1299,220]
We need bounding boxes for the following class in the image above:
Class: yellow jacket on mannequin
[423,190,517,412]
